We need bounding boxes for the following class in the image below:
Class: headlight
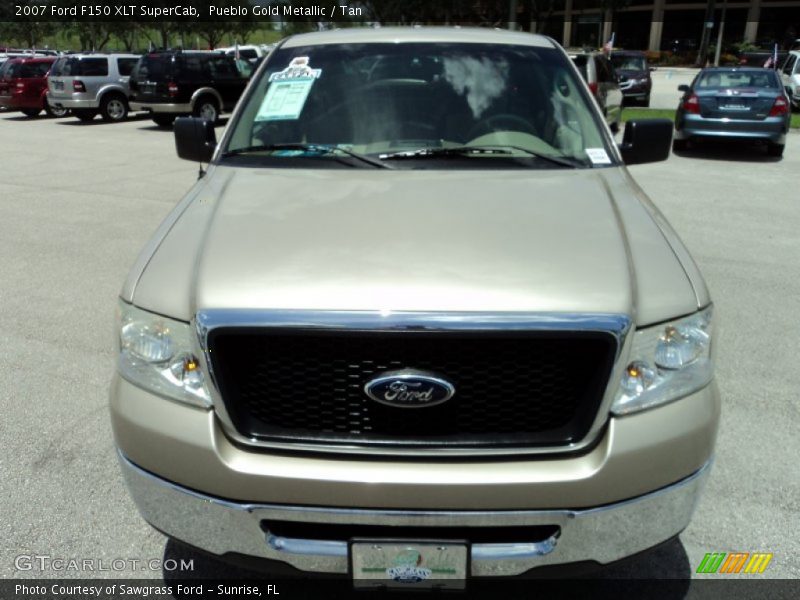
[612,306,714,415]
[117,301,211,407]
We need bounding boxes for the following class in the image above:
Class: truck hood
[128,166,700,323]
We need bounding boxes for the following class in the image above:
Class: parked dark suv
[129,51,253,127]
[611,50,653,107]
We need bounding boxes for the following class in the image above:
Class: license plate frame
[350,538,469,590]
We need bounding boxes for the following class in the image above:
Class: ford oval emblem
[364,370,455,409]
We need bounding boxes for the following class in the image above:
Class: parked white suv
[47,53,140,122]
[217,44,275,63]
[780,50,800,109]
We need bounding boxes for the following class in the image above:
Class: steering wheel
[466,114,538,140]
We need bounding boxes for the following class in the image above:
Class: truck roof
[282,26,557,49]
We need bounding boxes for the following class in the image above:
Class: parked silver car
[568,50,624,131]
[674,66,790,156]
[779,50,800,109]
[112,27,716,586]
[47,53,140,122]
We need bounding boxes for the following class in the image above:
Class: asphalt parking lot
[0,106,798,588]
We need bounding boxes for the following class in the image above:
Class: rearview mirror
[678,84,689,92]
[174,117,217,163]
[619,119,673,165]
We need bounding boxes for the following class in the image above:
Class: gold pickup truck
[111,27,719,588]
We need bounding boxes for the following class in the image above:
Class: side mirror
[619,119,673,165]
[678,84,689,92]
[174,117,217,163]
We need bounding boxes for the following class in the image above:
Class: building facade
[532,1,800,51]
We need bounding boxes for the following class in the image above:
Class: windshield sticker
[586,148,612,165]
[255,78,316,121]
[256,57,322,122]
[268,56,322,82]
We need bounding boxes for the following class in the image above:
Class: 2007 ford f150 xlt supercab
[111,28,719,588]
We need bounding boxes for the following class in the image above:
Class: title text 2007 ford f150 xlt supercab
[111,28,719,588]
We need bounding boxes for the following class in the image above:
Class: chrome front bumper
[119,452,710,577]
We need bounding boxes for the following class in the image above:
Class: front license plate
[351,540,468,590]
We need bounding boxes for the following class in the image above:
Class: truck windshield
[225,42,610,168]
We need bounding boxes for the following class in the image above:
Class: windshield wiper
[222,143,392,169]
[379,145,586,168]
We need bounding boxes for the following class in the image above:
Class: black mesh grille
[208,330,616,449]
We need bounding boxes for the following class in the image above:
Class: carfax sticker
[268,56,322,82]
[255,57,322,122]
[585,148,612,165]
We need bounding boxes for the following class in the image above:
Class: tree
[183,0,256,49]
[69,22,113,51]
[109,22,142,51]
[364,0,509,25]
[0,0,55,47]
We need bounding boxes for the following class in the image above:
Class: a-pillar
[649,0,666,51]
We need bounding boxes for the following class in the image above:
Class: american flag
[763,43,778,68]
[603,32,615,54]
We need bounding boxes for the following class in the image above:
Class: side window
[782,55,796,75]
[79,58,109,77]
[20,62,51,77]
[49,58,65,76]
[180,56,206,81]
[607,60,617,83]
[208,57,238,79]
[117,58,138,77]
[595,56,610,83]
[235,58,253,79]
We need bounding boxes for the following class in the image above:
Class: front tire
[193,96,219,125]
[672,138,688,152]
[44,102,69,118]
[151,115,176,127]
[73,109,97,122]
[100,94,128,122]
